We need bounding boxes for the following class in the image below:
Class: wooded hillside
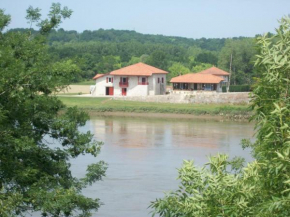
[10,28,258,84]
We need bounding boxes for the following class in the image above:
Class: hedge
[222,85,252,92]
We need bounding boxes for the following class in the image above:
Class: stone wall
[113,92,250,104]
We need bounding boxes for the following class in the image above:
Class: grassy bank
[58,96,252,118]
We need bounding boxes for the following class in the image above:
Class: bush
[150,16,290,217]
[222,85,252,92]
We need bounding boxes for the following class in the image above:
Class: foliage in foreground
[0,4,107,217]
[150,17,290,217]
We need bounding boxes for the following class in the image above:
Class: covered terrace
[170,73,224,92]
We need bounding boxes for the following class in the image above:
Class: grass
[55,92,83,95]
[71,80,95,85]
[58,96,252,117]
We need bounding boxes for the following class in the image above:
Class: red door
[109,87,114,95]
[122,88,127,96]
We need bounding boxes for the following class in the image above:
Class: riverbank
[58,96,252,120]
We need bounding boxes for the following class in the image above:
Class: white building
[91,63,168,96]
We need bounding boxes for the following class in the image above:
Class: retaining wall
[113,92,250,104]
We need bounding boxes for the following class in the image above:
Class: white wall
[112,76,122,96]
[127,76,148,96]
[93,76,114,96]
[223,75,229,82]
[112,76,148,96]
[148,76,155,95]
[93,74,167,96]
[151,74,166,95]
[94,76,106,96]
[217,83,222,92]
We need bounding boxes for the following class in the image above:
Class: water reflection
[73,116,255,217]
[89,117,253,151]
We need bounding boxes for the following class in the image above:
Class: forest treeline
[10,28,258,84]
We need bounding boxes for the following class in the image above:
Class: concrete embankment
[113,92,250,104]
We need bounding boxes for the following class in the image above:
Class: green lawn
[59,96,251,116]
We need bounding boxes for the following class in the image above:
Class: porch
[172,83,218,91]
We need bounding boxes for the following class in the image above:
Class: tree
[140,54,149,62]
[195,51,218,65]
[191,63,212,73]
[95,55,122,73]
[145,50,168,70]
[150,17,290,217]
[127,56,140,65]
[0,4,107,217]
[168,62,190,80]
[218,38,256,85]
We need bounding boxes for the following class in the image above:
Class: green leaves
[0,9,11,32]
[36,3,73,35]
[150,155,256,217]
[0,5,106,217]
[26,6,41,27]
[81,162,108,186]
[151,16,290,217]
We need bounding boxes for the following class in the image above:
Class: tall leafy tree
[0,4,106,217]
[168,62,190,80]
[195,51,218,65]
[94,55,122,73]
[150,17,290,217]
[191,63,212,72]
[145,50,168,70]
[218,38,256,85]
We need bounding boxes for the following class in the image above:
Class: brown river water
[68,115,255,217]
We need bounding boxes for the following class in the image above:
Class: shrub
[222,85,252,92]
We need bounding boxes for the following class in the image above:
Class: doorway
[106,87,114,95]
[122,88,127,96]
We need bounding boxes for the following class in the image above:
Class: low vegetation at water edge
[58,96,251,117]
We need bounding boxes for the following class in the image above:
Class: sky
[1,0,290,39]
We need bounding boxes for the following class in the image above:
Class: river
[70,115,255,217]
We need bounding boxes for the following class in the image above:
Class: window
[204,84,212,91]
[162,77,164,83]
[158,78,160,83]
[122,77,127,83]
[107,77,113,83]
[142,77,146,83]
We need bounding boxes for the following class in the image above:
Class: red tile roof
[92,74,105,80]
[198,66,230,76]
[92,63,168,79]
[170,73,224,84]
[110,62,168,76]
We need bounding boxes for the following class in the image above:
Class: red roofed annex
[170,67,230,92]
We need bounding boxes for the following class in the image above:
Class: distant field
[58,96,251,117]
[56,85,91,95]
[72,80,95,85]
